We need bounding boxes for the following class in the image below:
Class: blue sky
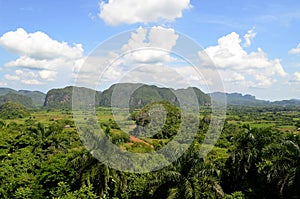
[0,0,299,100]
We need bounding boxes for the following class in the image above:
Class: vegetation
[46,84,211,110]
[0,88,46,107]
[18,90,46,107]
[0,102,31,119]
[0,93,33,107]
[0,85,300,198]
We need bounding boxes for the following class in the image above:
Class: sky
[0,0,300,100]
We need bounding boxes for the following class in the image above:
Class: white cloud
[21,79,43,85]
[291,72,300,82]
[289,43,300,54]
[80,26,179,83]
[0,28,84,85]
[99,0,191,25]
[121,26,179,64]
[0,28,83,60]
[243,29,256,47]
[0,82,8,87]
[4,74,20,81]
[253,74,274,88]
[5,56,82,72]
[76,26,183,89]
[200,30,287,89]
[222,71,245,82]
[38,70,57,81]
[5,69,43,85]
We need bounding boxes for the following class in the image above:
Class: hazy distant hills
[211,92,300,107]
[0,88,46,107]
[1,84,300,108]
[18,90,46,106]
[210,92,268,106]
[271,99,300,106]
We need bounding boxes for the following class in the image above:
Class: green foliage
[0,102,31,119]
[38,154,76,194]
[132,101,181,139]
[44,86,101,109]
[295,120,300,128]
[18,90,46,106]
[0,92,33,107]
[0,88,46,107]
[51,182,98,199]
[223,191,245,199]
[0,103,300,198]
[99,83,210,109]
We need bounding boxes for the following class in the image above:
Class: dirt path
[129,135,154,148]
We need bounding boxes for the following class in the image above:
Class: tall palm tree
[151,144,223,199]
[29,122,67,158]
[221,127,276,196]
[262,139,300,198]
[69,150,127,198]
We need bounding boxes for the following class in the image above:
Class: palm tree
[69,150,127,198]
[29,122,67,158]
[221,127,276,196]
[262,138,300,198]
[151,143,223,199]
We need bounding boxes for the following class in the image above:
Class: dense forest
[0,97,299,198]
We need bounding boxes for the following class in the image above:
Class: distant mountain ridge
[44,83,211,109]
[210,92,300,106]
[0,88,46,107]
[41,85,300,108]
[1,85,300,108]
[210,92,268,106]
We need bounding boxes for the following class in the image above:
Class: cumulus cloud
[5,69,44,85]
[21,79,43,85]
[289,43,300,54]
[0,28,84,85]
[77,26,178,84]
[221,71,245,82]
[76,26,185,89]
[4,74,20,81]
[243,29,256,47]
[200,30,286,89]
[290,72,300,82]
[99,0,191,25]
[38,70,57,81]
[121,26,179,64]
[0,28,83,59]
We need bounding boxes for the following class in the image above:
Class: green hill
[18,90,46,106]
[44,86,101,109]
[210,92,269,106]
[43,84,300,109]
[271,99,300,106]
[0,88,19,96]
[0,88,46,107]
[0,102,31,119]
[0,93,33,107]
[132,100,181,139]
[100,83,210,109]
